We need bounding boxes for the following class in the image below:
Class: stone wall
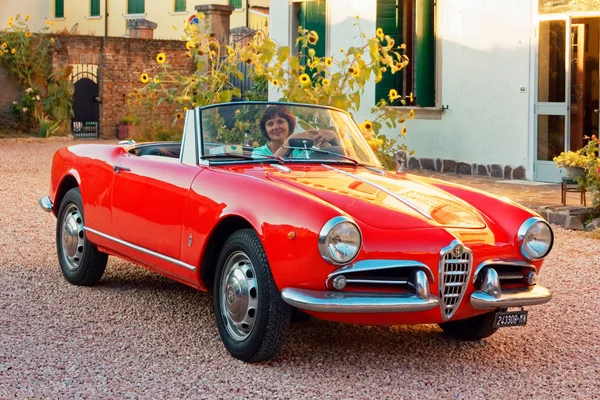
[0,66,22,128]
[51,35,194,138]
[407,156,526,180]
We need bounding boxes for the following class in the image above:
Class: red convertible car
[40,102,553,362]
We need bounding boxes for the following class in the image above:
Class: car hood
[263,165,487,230]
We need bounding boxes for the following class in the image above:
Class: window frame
[174,0,186,13]
[90,0,101,17]
[55,0,65,18]
[127,0,145,15]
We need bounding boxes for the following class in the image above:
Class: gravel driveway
[1,139,599,399]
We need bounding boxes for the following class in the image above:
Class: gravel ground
[1,138,599,399]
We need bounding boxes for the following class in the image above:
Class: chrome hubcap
[61,204,85,271]
[219,251,259,341]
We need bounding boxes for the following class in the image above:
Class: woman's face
[265,114,290,142]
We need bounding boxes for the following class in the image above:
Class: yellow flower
[156,52,166,64]
[363,120,373,131]
[401,126,407,136]
[349,65,359,77]
[26,15,31,21]
[356,53,362,60]
[140,73,149,83]
[1,43,7,49]
[340,48,345,53]
[272,79,279,86]
[186,41,194,50]
[299,73,311,86]
[185,51,192,58]
[184,106,188,111]
[8,21,13,27]
[321,78,330,87]
[409,109,415,119]
[227,46,234,56]
[308,31,318,45]
[176,113,183,119]
[153,76,160,84]
[25,31,32,37]
[409,92,414,102]
[355,15,360,20]
[376,28,384,40]
[325,57,332,67]
[310,60,318,69]
[51,21,55,26]
[10,48,16,54]
[45,20,51,25]
[50,38,55,44]
[388,89,399,102]
[256,31,264,38]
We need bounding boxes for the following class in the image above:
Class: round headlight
[318,216,362,264]
[518,217,553,260]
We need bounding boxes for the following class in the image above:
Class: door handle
[594,109,599,114]
[113,165,131,173]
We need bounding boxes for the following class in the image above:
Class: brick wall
[51,35,194,138]
[0,66,22,128]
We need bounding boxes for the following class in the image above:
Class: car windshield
[199,102,383,167]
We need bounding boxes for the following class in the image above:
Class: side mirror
[395,150,407,173]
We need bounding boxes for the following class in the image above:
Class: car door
[111,152,201,272]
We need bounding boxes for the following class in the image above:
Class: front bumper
[39,195,53,213]
[470,285,552,309]
[281,288,440,313]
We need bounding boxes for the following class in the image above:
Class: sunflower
[325,57,332,67]
[321,78,330,87]
[1,42,7,49]
[10,48,16,54]
[349,65,359,77]
[388,89,398,102]
[25,31,32,38]
[401,126,407,136]
[140,73,149,83]
[26,15,31,21]
[340,48,345,53]
[245,58,252,64]
[156,52,166,64]
[8,21,13,27]
[308,32,318,45]
[45,20,50,26]
[184,106,188,111]
[50,38,55,44]
[153,76,160,84]
[363,120,373,131]
[409,109,415,119]
[409,92,414,102]
[272,79,279,86]
[176,113,183,119]
[310,60,318,69]
[185,51,192,58]
[299,73,311,86]
[185,41,194,50]
[376,28,384,40]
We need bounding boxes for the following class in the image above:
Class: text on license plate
[493,310,528,328]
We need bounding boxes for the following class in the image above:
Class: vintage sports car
[40,102,553,362]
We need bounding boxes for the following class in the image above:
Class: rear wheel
[438,311,500,341]
[213,229,291,362]
[56,188,108,285]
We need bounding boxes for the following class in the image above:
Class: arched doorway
[71,64,99,138]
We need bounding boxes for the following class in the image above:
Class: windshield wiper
[288,146,360,166]
[202,153,255,160]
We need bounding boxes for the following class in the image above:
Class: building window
[174,0,186,12]
[55,0,64,18]
[376,0,436,107]
[293,1,326,59]
[229,0,243,10]
[91,0,101,17]
[128,0,145,14]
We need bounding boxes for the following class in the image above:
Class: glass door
[534,16,570,182]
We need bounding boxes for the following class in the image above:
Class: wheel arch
[200,215,255,291]
[53,174,80,216]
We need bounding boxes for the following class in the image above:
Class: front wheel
[56,188,108,286]
[213,229,291,362]
[438,311,500,341]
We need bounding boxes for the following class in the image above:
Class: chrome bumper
[39,196,53,213]
[470,285,552,310]
[280,288,439,313]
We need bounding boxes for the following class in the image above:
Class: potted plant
[118,115,137,140]
[553,140,598,180]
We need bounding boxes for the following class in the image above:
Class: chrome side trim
[84,227,196,271]
[470,285,552,310]
[326,259,434,288]
[281,288,439,313]
[322,165,432,219]
[272,164,291,173]
[472,260,536,284]
[39,196,53,213]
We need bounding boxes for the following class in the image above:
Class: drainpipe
[104,0,109,37]
[246,0,249,28]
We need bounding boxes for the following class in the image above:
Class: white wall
[0,0,49,32]
[270,0,533,169]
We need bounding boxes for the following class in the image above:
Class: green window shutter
[175,0,186,12]
[55,0,64,18]
[298,0,326,58]
[128,0,145,14]
[415,0,435,107]
[229,0,242,9]
[375,0,401,104]
[91,0,100,17]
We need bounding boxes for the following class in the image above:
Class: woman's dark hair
[259,105,296,140]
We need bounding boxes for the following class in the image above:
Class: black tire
[438,310,501,341]
[56,188,108,286]
[213,229,291,362]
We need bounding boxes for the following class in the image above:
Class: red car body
[41,102,553,362]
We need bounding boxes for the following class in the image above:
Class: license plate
[493,310,528,328]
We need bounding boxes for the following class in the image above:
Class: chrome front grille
[440,241,472,320]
